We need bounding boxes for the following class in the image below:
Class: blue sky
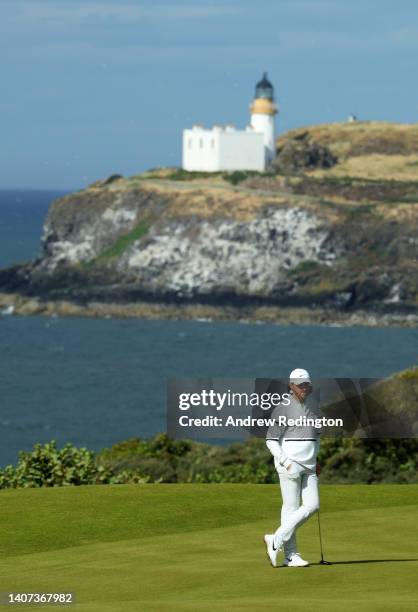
[2,0,418,189]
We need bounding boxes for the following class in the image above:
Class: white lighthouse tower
[249,72,278,167]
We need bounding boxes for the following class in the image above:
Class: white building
[182,73,278,172]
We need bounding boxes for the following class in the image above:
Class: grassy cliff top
[277,121,418,182]
[54,121,418,228]
[81,121,418,188]
[278,120,418,157]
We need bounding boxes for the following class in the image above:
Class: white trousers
[273,468,320,557]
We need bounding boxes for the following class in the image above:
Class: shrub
[0,441,147,489]
[1,435,417,488]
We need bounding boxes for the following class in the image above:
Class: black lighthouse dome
[255,72,274,101]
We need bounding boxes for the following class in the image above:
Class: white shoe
[283,553,309,567]
[263,533,282,567]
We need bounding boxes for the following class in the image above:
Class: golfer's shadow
[310,558,418,566]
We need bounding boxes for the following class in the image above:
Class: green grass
[302,175,418,192]
[398,193,418,203]
[159,168,275,184]
[222,170,275,185]
[285,260,321,277]
[344,203,380,219]
[164,169,224,181]
[0,484,417,611]
[83,220,150,268]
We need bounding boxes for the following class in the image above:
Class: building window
[188,138,192,149]
[199,138,203,148]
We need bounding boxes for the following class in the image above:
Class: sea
[0,190,417,467]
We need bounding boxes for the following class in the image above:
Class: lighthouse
[182,72,278,172]
[249,72,278,166]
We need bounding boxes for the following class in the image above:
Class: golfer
[264,368,320,567]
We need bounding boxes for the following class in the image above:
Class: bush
[98,435,418,485]
[318,438,418,484]
[1,435,417,488]
[0,441,147,489]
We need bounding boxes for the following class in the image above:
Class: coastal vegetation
[1,435,416,489]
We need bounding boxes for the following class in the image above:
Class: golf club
[317,511,332,565]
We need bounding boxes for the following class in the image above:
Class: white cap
[289,368,311,385]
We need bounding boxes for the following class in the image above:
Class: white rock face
[46,236,96,266]
[384,282,401,304]
[118,207,335,296]
[101,206,137,226]
[41,201,140,270]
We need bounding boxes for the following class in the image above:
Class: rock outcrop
[1,121,417,319]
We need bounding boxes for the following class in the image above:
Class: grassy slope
[277,121,418,160]
[0,484,417,611]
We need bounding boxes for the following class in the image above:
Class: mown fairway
[0,484,417,611]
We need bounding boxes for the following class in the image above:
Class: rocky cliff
[1,121,417,322]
